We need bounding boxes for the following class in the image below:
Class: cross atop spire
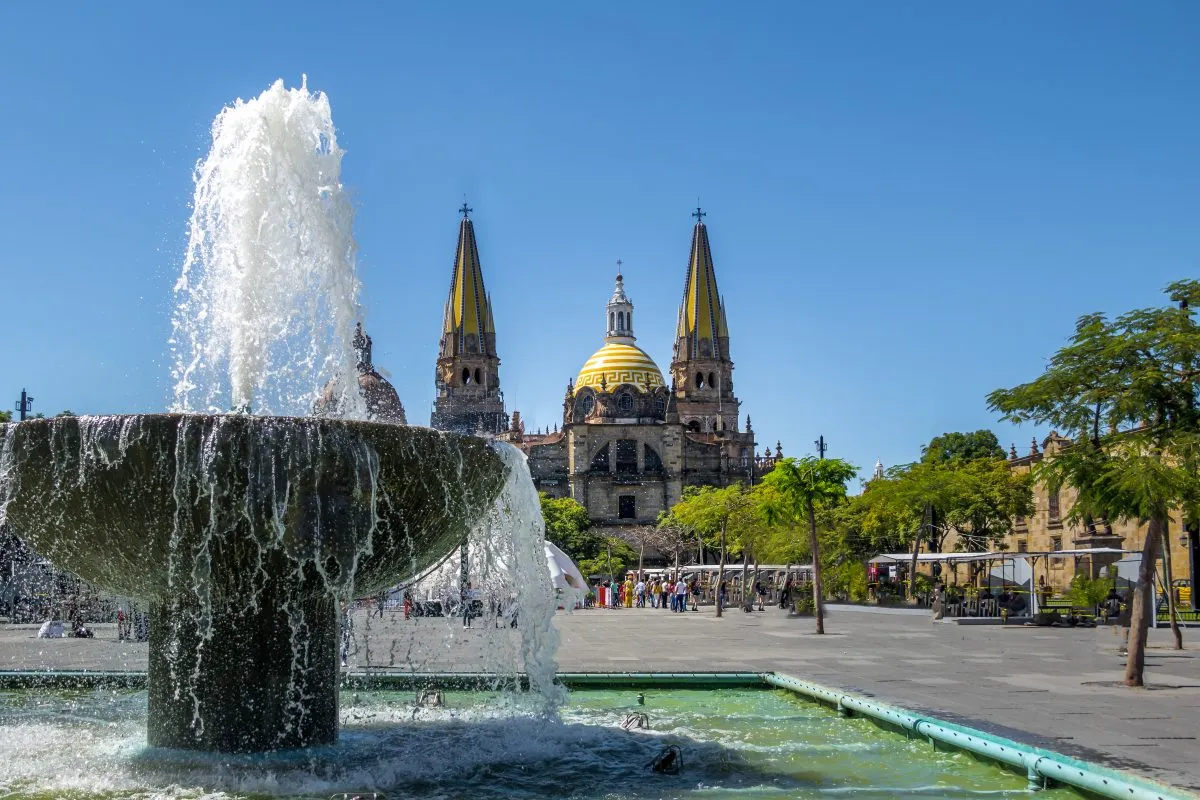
[692,204,706,223]
[459,201,472,219]
[615,258,623,280]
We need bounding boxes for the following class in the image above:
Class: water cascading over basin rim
[0,413,509,752]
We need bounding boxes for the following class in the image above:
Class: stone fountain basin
[0,413,507,602]
[0,414,510,752]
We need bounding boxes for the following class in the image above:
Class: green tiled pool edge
[0,669,1188,800]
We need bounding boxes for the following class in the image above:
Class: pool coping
[0,669,1190,800]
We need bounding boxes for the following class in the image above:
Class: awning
[1022,547,1133,559]
[868,552,1006,565]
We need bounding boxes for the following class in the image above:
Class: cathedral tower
[431,204,508,435]
[670,208,740,434]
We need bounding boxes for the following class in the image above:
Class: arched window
[644,444,664,473]
[474,368,483,385]
[590,443,610,472]
[628,311,632,330]
[708,371,716,389]
[617,392,634,413]
[696,372,705,389]
[609,312,614,330]
[580,393,596,417]
[654,396,666,416]
[687,420,701,433]
[617,311,625,330]
[461,368,471,385]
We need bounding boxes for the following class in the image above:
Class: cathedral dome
[575,342,665,394]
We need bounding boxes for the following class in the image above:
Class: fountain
[0,79,514,753]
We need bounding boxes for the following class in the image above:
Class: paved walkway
[1,604,1197,792]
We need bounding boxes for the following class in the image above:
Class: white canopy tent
[1019,548,1136,615]
[868,548,1138,615]
[545,541,587,609]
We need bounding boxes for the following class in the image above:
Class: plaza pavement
[1,604,1197,793]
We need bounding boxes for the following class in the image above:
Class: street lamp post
[14,389,34,421]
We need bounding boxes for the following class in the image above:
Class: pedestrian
[462,581,479,629]
[689,578,700,612]
[375,591,387,619]
[635,578,646,608]
[675,576,689,612]
[651,579,662,608]
[623,575,635,608]
[116,607,126,642]
[754,580,766,611]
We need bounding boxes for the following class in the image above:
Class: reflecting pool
[0,687,1080,799]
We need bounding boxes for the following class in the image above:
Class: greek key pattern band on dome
[576,369,665,391]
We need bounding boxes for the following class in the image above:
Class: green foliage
[823,559,869,602]
[1067,573,1115,610]
[55,410,76,417]
[988,279,1200,527]
[759,457,858,525]
[540,493,593,556]
[576,536,637,581]
[856,445,1033,554]
[922,430,1005,464]
[671,483,762,563]
[0,410,11,423]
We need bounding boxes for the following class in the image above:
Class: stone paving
[2,604,1198,793]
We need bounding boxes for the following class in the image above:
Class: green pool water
[0,687,1081,799]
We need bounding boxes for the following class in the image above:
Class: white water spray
[170,77,365,417]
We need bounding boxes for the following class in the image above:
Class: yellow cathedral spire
[432,203,508,435]
[440,202,496,357]
[674,206,730,361]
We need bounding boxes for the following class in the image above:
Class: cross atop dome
[692,204,706,223]
[459,200,472,219]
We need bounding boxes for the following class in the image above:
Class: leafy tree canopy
[922,429,1004,464]
[539,493,596,562]
[987,279,1200,525]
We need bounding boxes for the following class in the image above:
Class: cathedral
[431,206,775,536]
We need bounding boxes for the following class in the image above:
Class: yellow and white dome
[575,342,665,393]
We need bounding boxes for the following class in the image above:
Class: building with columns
[428,209,773,537]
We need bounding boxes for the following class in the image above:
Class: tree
[671,484,755,618]
[922,430,1005,464]
[540,493,593,561]
[857,435,1032,599]
[988,280,1200,685]
[55,410,76,417]
[760,457,857,633]
[654,511,694,572]
[0,411,11,423]
[577,537,637,584]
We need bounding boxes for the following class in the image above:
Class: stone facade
[496,216,773,538]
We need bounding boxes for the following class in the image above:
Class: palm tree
[761,456,857,634]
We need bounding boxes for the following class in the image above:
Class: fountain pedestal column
[147,577,339,752]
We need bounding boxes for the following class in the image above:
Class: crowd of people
[592,574,781,613]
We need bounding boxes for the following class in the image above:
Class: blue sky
[2,2,1197,481]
